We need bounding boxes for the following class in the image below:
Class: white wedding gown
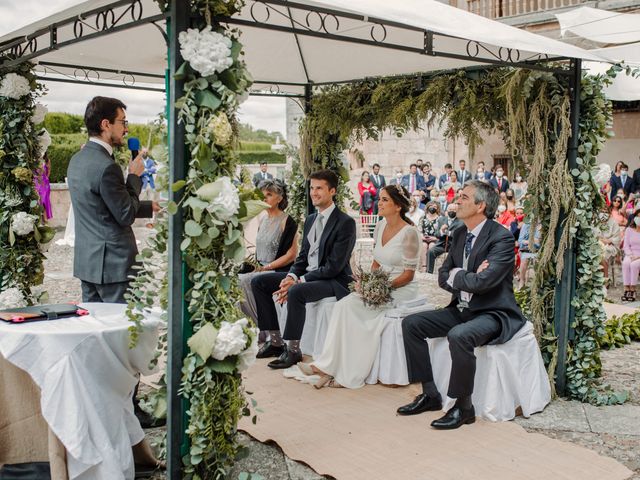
[311,219,421,388]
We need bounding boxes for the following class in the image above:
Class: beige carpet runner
[240,359,632,480]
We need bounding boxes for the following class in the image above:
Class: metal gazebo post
[554,58,582,396]
[167,1,190,477]
[304,83,315,215]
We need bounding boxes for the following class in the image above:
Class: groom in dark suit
[67,96,158,303]
[397,180,526,429]
[252,169,357,369]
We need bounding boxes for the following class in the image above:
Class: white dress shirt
[89,137,114,156]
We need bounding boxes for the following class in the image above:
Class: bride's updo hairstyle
[382,184,414,225]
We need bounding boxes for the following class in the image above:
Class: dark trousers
[402,307,501,398]
[80,280,130,303]
[251,272,336,340]
[426,245,446,273]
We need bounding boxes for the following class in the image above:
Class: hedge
[238,141,272,151]
[48,145,78,183]
[43,113,84,134]
[237,151,285,164]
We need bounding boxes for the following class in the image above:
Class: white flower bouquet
[0,73,31,99]
[0,287,26,309]
[196,176,240,220]
[208,111,233,146]
[38,128,51,157]
[350,267,393,309]
[31,103,48,125]
[178,26,233,77]
[11,211,38,236]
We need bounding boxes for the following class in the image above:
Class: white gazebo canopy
[556,7,640,45]
[0,0,612,96]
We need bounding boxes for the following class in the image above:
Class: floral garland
[135,0,267,476]
[0,59,54,308]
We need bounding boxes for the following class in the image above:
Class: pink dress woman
[34,156,52,220]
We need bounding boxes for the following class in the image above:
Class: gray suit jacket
[252,171,273,187]
[67,141,153,284]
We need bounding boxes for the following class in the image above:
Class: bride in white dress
[298,184,421,388]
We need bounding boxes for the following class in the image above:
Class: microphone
[127,137,140,159]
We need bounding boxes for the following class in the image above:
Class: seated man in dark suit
[397,180,526,429]
[252,169,356,369]
[426,204,462,274]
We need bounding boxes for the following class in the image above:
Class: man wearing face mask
[474,161,492,182]
[426,204,462,274]
[436,190,448,212]
[392,168,404,186]
[610,162,634,201]
[490,167,509,193]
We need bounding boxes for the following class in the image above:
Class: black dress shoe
[430,405,475,430]
[396,394,442,416]
[256,340,286,359]
[268,349,303,369]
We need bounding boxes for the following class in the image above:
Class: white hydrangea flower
[11,211,38,236]
[237,327,259,372]
[31,103,48,125]
[208,112,232,146]
[178,26,233,77]
[0,287,26,309]
[0,73,31,99]
[38,129,51,157]
[592,163,612,187]
[211,320,248,360]
[203,176,240,221]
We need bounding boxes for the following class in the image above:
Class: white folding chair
[354,214,379,267]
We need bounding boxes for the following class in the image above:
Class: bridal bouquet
[350,267,393,309]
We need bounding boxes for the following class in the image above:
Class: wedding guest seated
[407,194,425,226]
[434,189,447,213]
[420,201,441,267]
[295,185,420,388]
[426,204,462,274]
[239,179,298,324]
[621,215,640,302]
[598,205,621,288]
[252,170,356,368]
[496,199,515,228]
[398,180,527,429]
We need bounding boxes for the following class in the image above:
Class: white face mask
[635,216,640,227]
[621,170,628,176]
[396,173,402,179]
[516,176,522,182]
[497,205,507,213]
[496,171,504,178]
[477,170,484,175]
[439,196,446,202]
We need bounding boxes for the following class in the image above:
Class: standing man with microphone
[67,96,160,303]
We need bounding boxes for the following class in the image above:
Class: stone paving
[42,229,640,479]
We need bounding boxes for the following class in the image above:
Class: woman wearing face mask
[496,200,515,228]
[621,214,640,301]
[419,201,441,269]
[505,188,517,212]
[598,206,621,288]
[358,171,377,215]
[443,170,461,203]
[511,172,527,204]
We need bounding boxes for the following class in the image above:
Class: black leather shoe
[396,394,442,416]
[268,349,303,369]
[430,405,476,430]
[256,340,286,359]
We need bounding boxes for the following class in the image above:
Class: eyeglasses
[114,119,129,127]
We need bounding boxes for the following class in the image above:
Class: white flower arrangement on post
[143,0,266,477]
[0,59,54,298]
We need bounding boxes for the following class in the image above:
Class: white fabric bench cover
[428,321,551,421]
[274,296,337,357]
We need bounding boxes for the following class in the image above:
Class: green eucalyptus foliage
[0,59,54,298]
[129,2,263,478]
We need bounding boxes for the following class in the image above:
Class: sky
[0,0,287,135]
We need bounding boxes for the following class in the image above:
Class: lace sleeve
[402,226,421,270]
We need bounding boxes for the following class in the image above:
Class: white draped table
[0,303,160,480]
